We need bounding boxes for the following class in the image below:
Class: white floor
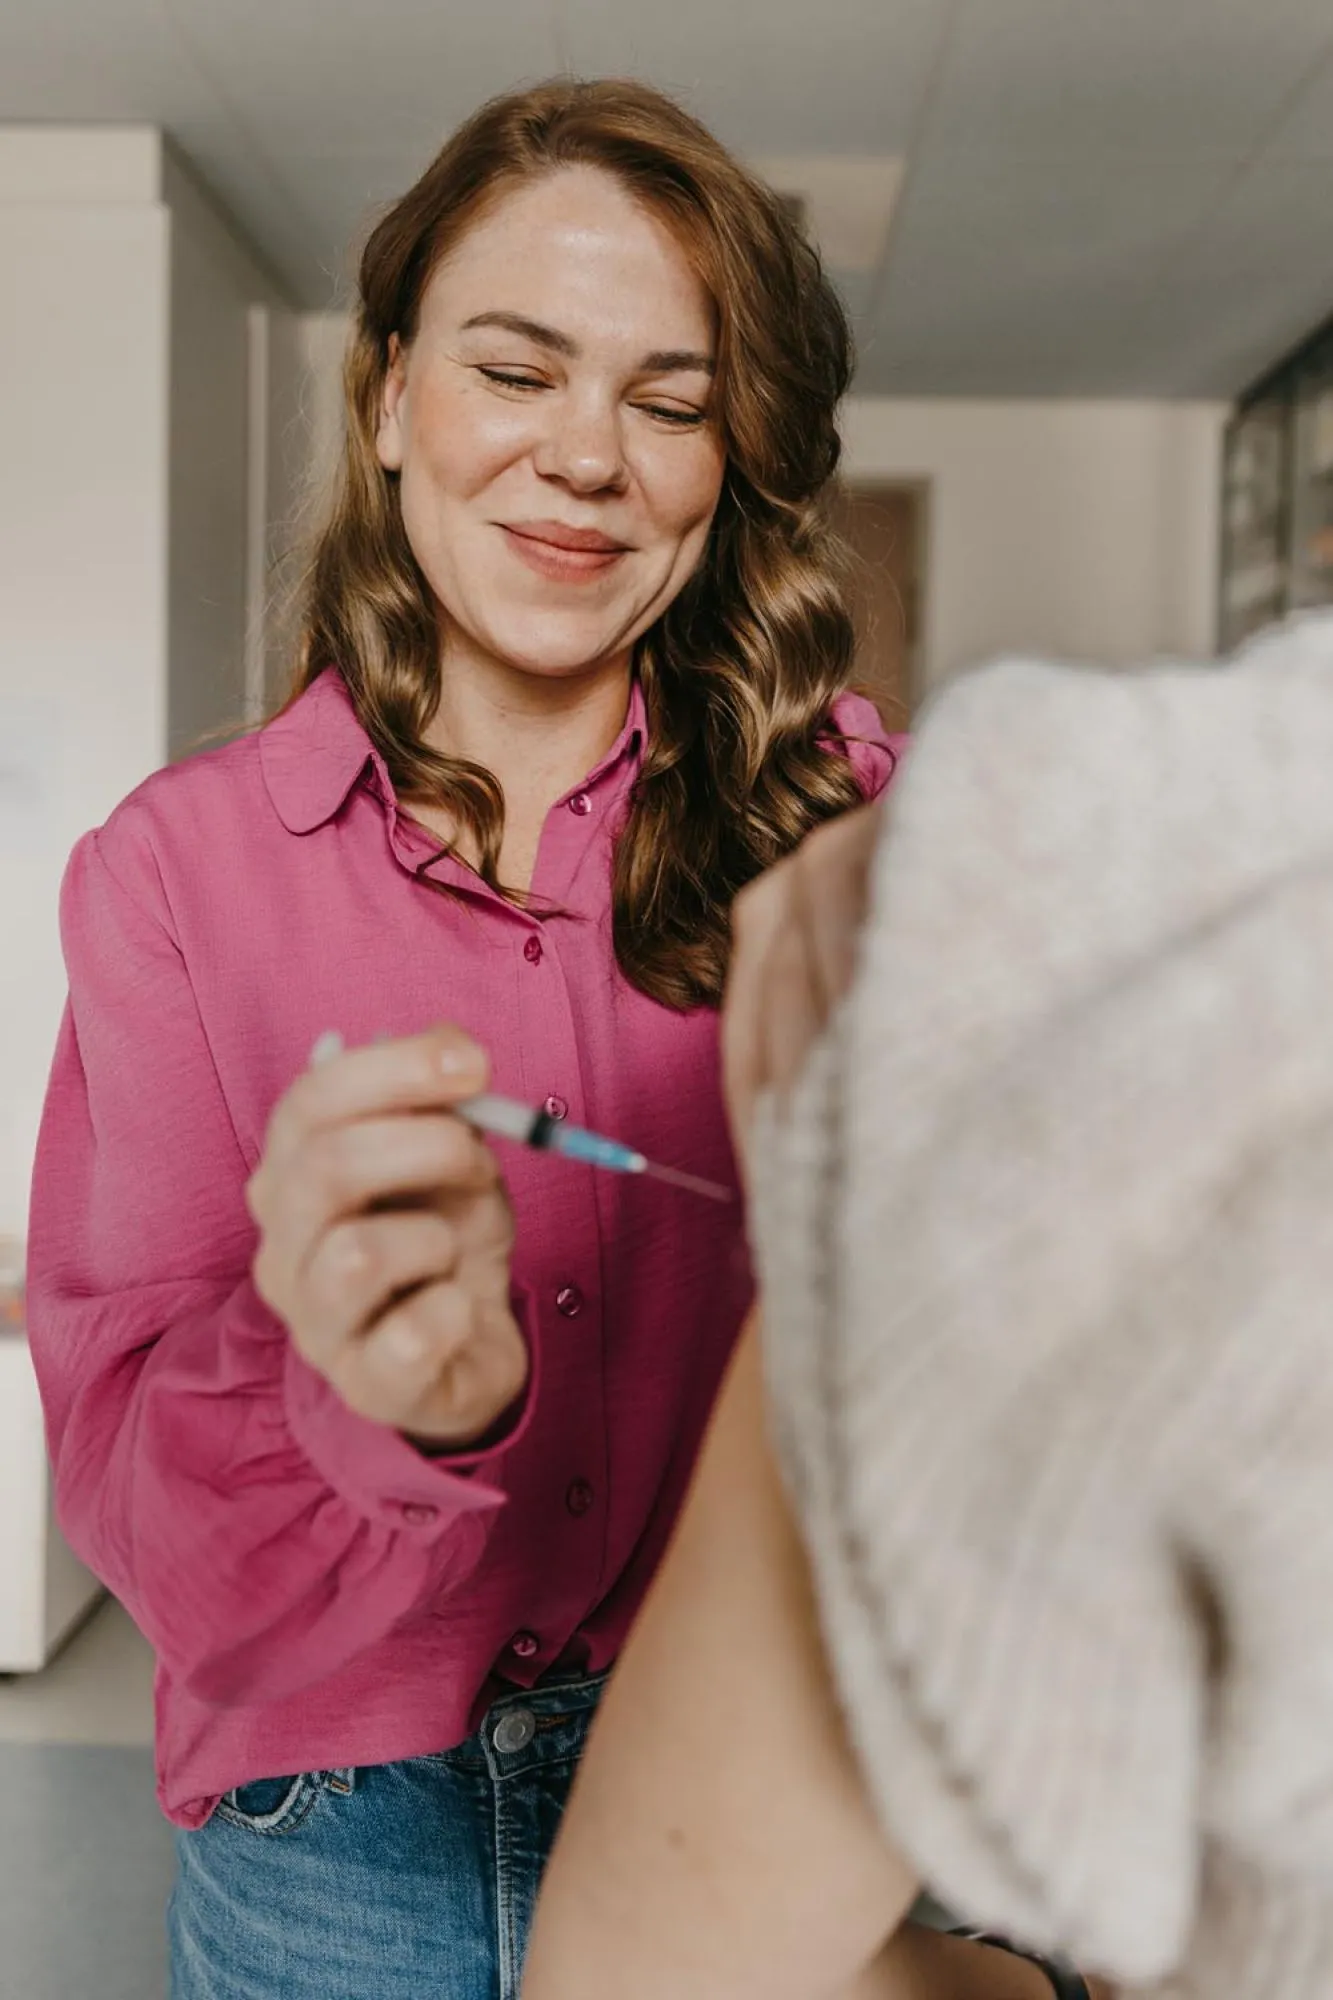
[0,1597,172,2000]
[0,1593,156,1746]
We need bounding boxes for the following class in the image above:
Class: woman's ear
[376,334,407,472]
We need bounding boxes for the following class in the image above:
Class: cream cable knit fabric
[752,612,1333,1999]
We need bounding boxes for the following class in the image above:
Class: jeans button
[493,1708,536,1755]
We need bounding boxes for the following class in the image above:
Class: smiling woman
[369,162,728,883]
[25,76,905,2000]
[301,80,881,1002]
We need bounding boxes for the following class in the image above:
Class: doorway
[830,481,928,726]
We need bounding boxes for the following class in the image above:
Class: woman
[524,616,1333,2000]
[25,78,900,1999]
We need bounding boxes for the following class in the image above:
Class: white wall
[0,128,298,1239]
[295,311,352,511]
[843,398,1227,695]
[0,160,167,1240]
[164,151,259,756]
[160,145,308,740]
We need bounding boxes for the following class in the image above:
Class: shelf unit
[1221,314,1333,653]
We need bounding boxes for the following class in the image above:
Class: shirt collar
[261,667,648,835]
[260,669,383,834]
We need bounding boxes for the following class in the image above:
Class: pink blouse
[26,668,902,1826]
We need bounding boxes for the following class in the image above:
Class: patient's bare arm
[521,1322,917,2000]
[521,1325,1060,2000]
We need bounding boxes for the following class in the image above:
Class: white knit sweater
[753,613,1333,1997]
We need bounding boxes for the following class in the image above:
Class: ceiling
[4,0,1333,398]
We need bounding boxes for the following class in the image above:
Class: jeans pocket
[215,1771,321,1836]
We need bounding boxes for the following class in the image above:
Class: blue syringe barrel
[549,1124,646,1175]
[459,1094,645,1175]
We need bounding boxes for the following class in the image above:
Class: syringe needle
[639,1160,734,1203]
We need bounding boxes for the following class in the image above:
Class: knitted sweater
[752,613,1333,1998]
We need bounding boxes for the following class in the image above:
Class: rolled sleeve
[26,822,516,1706]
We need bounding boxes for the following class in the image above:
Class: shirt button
[555,1284,584,1318]
[523,935,543,965]
[510,1629,540,1660]
[568,792,592,817]
[400,1502,438,1525]
[566,1479,595,1517]
[493,1707,537,1755]
[543,1095,568,1122]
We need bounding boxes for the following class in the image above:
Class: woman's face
[376,166,727,684]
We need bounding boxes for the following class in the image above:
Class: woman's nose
[533,394,628,493]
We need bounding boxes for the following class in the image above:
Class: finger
[723,860,797,1146]
[796,809,881,1016]
[759,903,826,1101]
[294,1210,460,1365]
[338,1284,526,1440]
[328,1278,477,1425]
[260,1113,498,1295]
[266,1025,491,1165]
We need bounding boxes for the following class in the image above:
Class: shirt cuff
[282,1281,539,1527]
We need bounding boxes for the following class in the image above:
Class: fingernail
[438,1046,483,1080]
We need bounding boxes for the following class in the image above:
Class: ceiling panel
[168,0,562,156]
[926,0,1333,160]
[1266,49,1333,160]
[861,152,1239,394]
[556,0,950,156]
[1122,160,1333,396]
[0,0,184,106]
[165,0,567,295]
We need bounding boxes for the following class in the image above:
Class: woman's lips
[499,524,628,582]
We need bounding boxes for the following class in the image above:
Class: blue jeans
[168,1673,606,1999]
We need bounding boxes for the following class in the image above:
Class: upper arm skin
[521,1320,918,2000]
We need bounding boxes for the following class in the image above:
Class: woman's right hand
[247,1025,527,1449]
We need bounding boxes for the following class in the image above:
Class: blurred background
[2,2,1333,1992]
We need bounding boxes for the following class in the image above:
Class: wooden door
[830,482,926,726]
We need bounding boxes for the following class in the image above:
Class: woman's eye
[475,369,704,428]
[477,367,546,391]
[640,404,707,428]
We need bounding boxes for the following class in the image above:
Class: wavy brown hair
[288,76,867,1010]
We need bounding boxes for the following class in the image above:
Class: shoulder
[823,689,910,802]
[67,730,268,922]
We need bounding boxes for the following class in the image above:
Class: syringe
[309,1032,733,1203]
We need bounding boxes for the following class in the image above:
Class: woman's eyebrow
[459,311,714,375]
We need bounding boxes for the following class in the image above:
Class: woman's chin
[480,623,637,683]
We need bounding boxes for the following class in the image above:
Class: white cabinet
[0,1334,103,1671]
